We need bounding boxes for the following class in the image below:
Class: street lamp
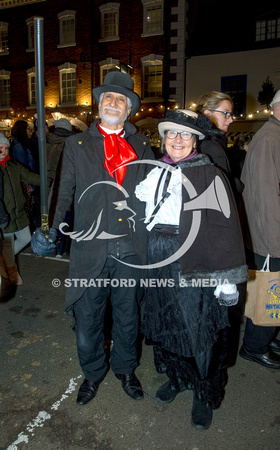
[3,113,12,128]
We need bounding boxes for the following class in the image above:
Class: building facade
[0,0,188,141]
[185,0,280,138]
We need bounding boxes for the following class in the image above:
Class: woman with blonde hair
[195,91,243,199]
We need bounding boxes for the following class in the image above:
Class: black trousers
[73,255,142,382]
[243,250,279,353]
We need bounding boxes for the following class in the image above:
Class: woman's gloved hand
[214,283,239,306]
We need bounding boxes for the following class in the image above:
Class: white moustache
[104,107,122,114]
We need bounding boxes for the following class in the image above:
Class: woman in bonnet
[135,109,247,430]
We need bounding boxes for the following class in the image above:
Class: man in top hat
[239,90,280,369]
[52,71,154,404]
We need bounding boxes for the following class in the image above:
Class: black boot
[155,379,186,404]
[191,393,213,430]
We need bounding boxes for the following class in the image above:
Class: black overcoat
[53,119,155,311]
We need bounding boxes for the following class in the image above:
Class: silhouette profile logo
[59,160,231,269]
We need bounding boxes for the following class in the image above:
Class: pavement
[0,248,279,450]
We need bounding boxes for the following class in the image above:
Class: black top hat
[92,71,141,117]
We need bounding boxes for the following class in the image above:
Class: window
[142,0,163,36]
[58,63,76,105]
[221,75,247,118]
[0,22,9,54]
[99,3,120,42]
[58,11,76,47]
[141,55,163,99]
[26,17,35,51]
[27,68,36,106]
[0,70,11,108]
[256,18,280,41]
[100,58,120,84]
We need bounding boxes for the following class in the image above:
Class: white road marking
[7,374,82,449]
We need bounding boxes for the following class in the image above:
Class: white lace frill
[135,166,182,231]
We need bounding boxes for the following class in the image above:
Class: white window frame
[99,58,121,85]
[142,0,163,37]
[57,10,76,48]
[0,70,11,109]
[0,22,9,55]
[58,63,77,106]
[141,54,163,101]
[26,17,35,52]
[99,3,120,42]
[256,17,280,41]
[27,67,36,107]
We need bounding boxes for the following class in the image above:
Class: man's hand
[31,228,57,256]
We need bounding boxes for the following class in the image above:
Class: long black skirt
[142,228,230,408]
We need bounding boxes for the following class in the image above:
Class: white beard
[99,107,128,126]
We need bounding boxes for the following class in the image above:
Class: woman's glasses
[165,130,193,141]
[209,110,234,119]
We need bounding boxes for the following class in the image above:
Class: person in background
[135,109,248,430]
[195,91,244,200]
[0,133,40,285]
[47,118,75,257]
[196,91,246,365]
[239,90,280,369]
[10,120,40,231]
[10,120,34,170]
[226,133,253,180]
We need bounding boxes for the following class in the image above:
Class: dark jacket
[52,119,155,311]
[199,130,244,199]
[46,133,67,183]
[0,169,8,227]
[178,154,248,284]
[0,160,40,233]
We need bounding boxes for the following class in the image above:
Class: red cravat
[97,124,138,185]
[0,155,10,168]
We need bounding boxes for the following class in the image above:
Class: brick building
[0,0,188,140]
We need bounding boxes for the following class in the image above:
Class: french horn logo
[59,160,231,269]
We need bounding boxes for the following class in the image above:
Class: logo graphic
[266,279,280,319]
[59,181,136,241]
[59,160,231,269]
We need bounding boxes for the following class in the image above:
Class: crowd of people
[1,72,280,430]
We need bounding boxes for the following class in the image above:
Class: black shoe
[191,394,213,430]
[269,338,280,353]
[76,379,101,405]
[153,345,167,374]
[115,373,144,400]
[155,379,187,404]
[239,344,280,369]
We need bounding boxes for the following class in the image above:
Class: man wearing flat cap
[52,72,154,404]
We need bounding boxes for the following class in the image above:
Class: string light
[188,102,273,119]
